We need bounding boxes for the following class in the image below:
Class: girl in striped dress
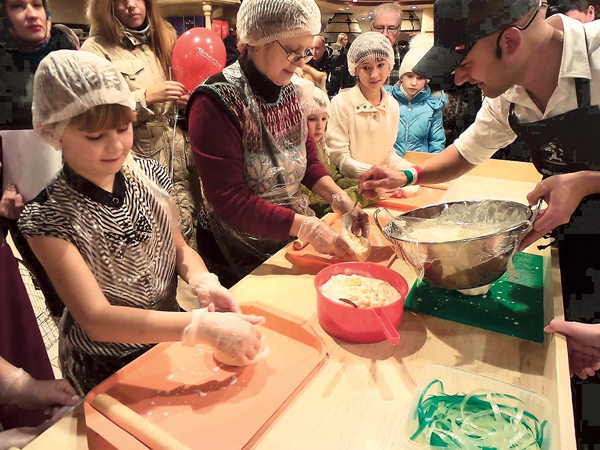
[17,50,264,395]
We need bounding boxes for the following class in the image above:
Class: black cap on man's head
[413,0,539,84]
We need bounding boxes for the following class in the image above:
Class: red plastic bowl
[314,262,409,345]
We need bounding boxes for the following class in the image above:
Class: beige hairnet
[308,87,330,117]
[32,50,136,149]
[347,32,395,76]
[237,0,321,47]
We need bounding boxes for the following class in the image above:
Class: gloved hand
[189,272,241,313]
[0,426,39,450]
[330,191,370,238]
[0,368,80,410]
[297,217,355,260]
[181,309,265,366]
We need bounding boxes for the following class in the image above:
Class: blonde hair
[87,0,176,77]
[336,33,348,45]
[68,104,137,133]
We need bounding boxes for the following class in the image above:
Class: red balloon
[171,27,227,92]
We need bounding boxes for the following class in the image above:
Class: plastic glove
[0,402,76,450]
[297,217,355,260]
[0,368,80,410]
[181,309,265,366]
[0,426,39,450]
[189,272,241,313]
[330,192,370,238]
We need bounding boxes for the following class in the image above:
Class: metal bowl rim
[388,200,532,245]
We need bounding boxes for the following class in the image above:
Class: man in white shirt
[360,0,600,444]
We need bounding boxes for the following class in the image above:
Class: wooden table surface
[27,155,575,450]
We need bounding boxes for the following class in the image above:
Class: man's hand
[358,166,407,199]
[519,172,595,250]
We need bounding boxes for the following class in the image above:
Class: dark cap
[413,0,539,83]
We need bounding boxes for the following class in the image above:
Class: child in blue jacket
[387,34,447,157]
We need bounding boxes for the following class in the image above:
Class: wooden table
[27,156,575,449]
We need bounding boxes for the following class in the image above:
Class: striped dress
[18,159,178,395]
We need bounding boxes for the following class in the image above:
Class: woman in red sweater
[188,0,369,285]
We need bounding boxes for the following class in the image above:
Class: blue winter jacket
[386,84,447,156]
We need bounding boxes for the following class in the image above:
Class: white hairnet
[237,0,321,47]
[308,87,330,117]
[347,32,395,76]
[32,50,136,149]
[398,33,434,79]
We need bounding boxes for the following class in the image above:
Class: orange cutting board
[285,213,396,273]
[83,303,327,450]
[373,185,447,211]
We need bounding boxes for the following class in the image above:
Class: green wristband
[402,169,414,186]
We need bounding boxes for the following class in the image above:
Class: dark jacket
[1,26,77,129]
[327,45,355,97]
[1,26,77,318]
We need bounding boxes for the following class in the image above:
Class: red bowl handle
[371,308,400,345]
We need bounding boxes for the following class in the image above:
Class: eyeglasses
[495,3,541,58]
[372,25,400,33]
[275,40,313,64]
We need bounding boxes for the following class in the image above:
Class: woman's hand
[189,272,241,313]
[0,184,24,220]
[297,217,355,260]
[545,320,600,379]
[0,368,80,410]
[330,191,370,238]
[145,81,187,105]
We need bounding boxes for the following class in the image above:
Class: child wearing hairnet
[327,32,419,197]
[17,50,264,396]
[301,87,378,216]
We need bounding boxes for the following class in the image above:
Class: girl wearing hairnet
[81,0,202,253]
[187,0,369,286]
[18,50,264,396]
[301,87,378,217]
[327,32,419,197]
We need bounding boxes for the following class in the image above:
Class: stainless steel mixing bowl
[374,200,536,290]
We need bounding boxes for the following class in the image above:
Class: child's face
[307,112,328,141]
[61,124,133,183]
[401,72,427,97]
[356,58,390,93]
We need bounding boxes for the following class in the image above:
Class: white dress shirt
[327,85,411,178]
[455,15,600,165]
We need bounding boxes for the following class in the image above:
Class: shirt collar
[504,14,591,105]
[350,85,389,111]
[63,164,126,208]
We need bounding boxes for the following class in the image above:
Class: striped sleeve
[134,158,173,194]
[18,191,78,246]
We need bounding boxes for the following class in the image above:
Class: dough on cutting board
[341,213,371,261]
[214,339,268,367]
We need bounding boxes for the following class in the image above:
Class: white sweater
[327,85,411,178]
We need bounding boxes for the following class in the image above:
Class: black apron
[508,33,600,446]
[508,76,600,323]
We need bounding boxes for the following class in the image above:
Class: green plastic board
[405,252,545,342]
